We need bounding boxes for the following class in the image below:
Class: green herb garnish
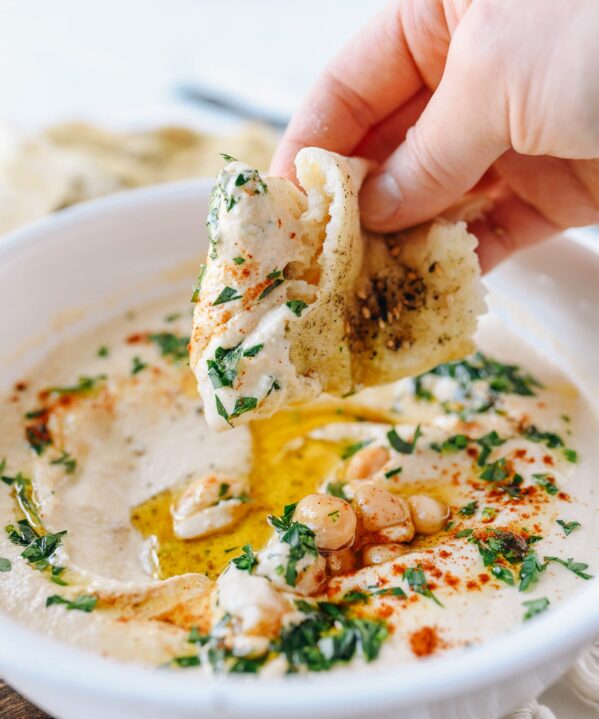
[232,256,245,265]
[403,566,443,606]
[46,594,97,613]
[327,482,349,501]
[286,300,308,317]
[384,466,402,478]
[480,457,509,482]
[191,264,207,302]
[556,519,581,536]
[491,565,514,585]
[131,356,147,375]
[50,451,77,475]
[0,557,11,572]
[523,597,550,620]
[458,501,478,517]
[97,345,109,358]
[149,332,189,362]
[544,556,593,580]
[533,473,559,495]
[341,439,372,460]
[213,286,243,306]
[232,544,258,573]
[243,344,263,358]
[387,425,422,455]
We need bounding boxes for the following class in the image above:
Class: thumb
[359,55,508,233]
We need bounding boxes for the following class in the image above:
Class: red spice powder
[409,626,439,657]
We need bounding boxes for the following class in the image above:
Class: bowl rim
[1,181,598,713]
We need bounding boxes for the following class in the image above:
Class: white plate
[0,181,598,719]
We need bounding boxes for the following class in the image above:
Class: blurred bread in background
[0,121,278,236]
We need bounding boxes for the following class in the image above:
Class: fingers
[269,2,429,180]
[469,192,560,272]
[359,42,509,232]
[493,152,599,228]
[354,88,432,164]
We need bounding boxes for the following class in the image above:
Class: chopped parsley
[97,345,109,358]
[2,471,41,524]
[207,344,243,388]
[480,457,509,482]
[326,482,349,501]
[230,396,258,418]
[562,448,578,463]
[522,597,550,620]
[556,519,581,536]
[491,564,514,585]
[269,503,317,587]
[258,272,285,301]
[533,473,558,495]
[341,439,372,460]
[476,431,506,466]
[46,594,97,613]
[456,528,473,538]
[430,434,468,454]
[50,451,77,475]
[232,544,258,573]
[213,286,243,306]
[387,425,422,455]
[403,566,443,607]
[519,552,546,591]
[286,300,309,317]
[521,425,564,448]
[164,312,182,322]
[24,415,52,456]
[171,655,201,668]
[232,256,245,265]
[384,466,402,479]
[243,344,263,358]
[45,375,106,397]
[544,556,593,580]
[215,395,231,425]
[191,264,207,302]
[274,601,388,671]
[458,501,478,517]
[0,557,11,572]
[482,507,498,521]
[131,356,147,375]
[149,332,189,362]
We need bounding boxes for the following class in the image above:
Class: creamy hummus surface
[1,292,598,675]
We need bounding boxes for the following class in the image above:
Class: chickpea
[327,548,358,576]
[376,519,415,543]
[407,495,450,535]
[363,543,408,566]
[346,445,390,480]
[295,554,328,596]
[353,482,411,532]
[294,494,357,551]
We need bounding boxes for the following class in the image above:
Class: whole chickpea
[346,445,390,480]
[294,494,357,551]
[294,554,328,596]
[353,482,411,532]
[407,495,450,535]
[326,548,358,576]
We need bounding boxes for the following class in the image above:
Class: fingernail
[360,172,403,227]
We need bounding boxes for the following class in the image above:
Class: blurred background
[0,0,388,235]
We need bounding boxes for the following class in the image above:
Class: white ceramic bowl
[0,182,598,719]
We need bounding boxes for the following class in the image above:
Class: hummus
[1,294,598,674]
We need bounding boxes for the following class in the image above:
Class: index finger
[269,2,425,180]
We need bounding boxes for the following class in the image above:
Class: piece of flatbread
[190,148,485,430]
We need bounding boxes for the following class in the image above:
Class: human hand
[270,0,599,270]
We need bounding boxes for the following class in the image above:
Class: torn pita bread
[190,148,485,430]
